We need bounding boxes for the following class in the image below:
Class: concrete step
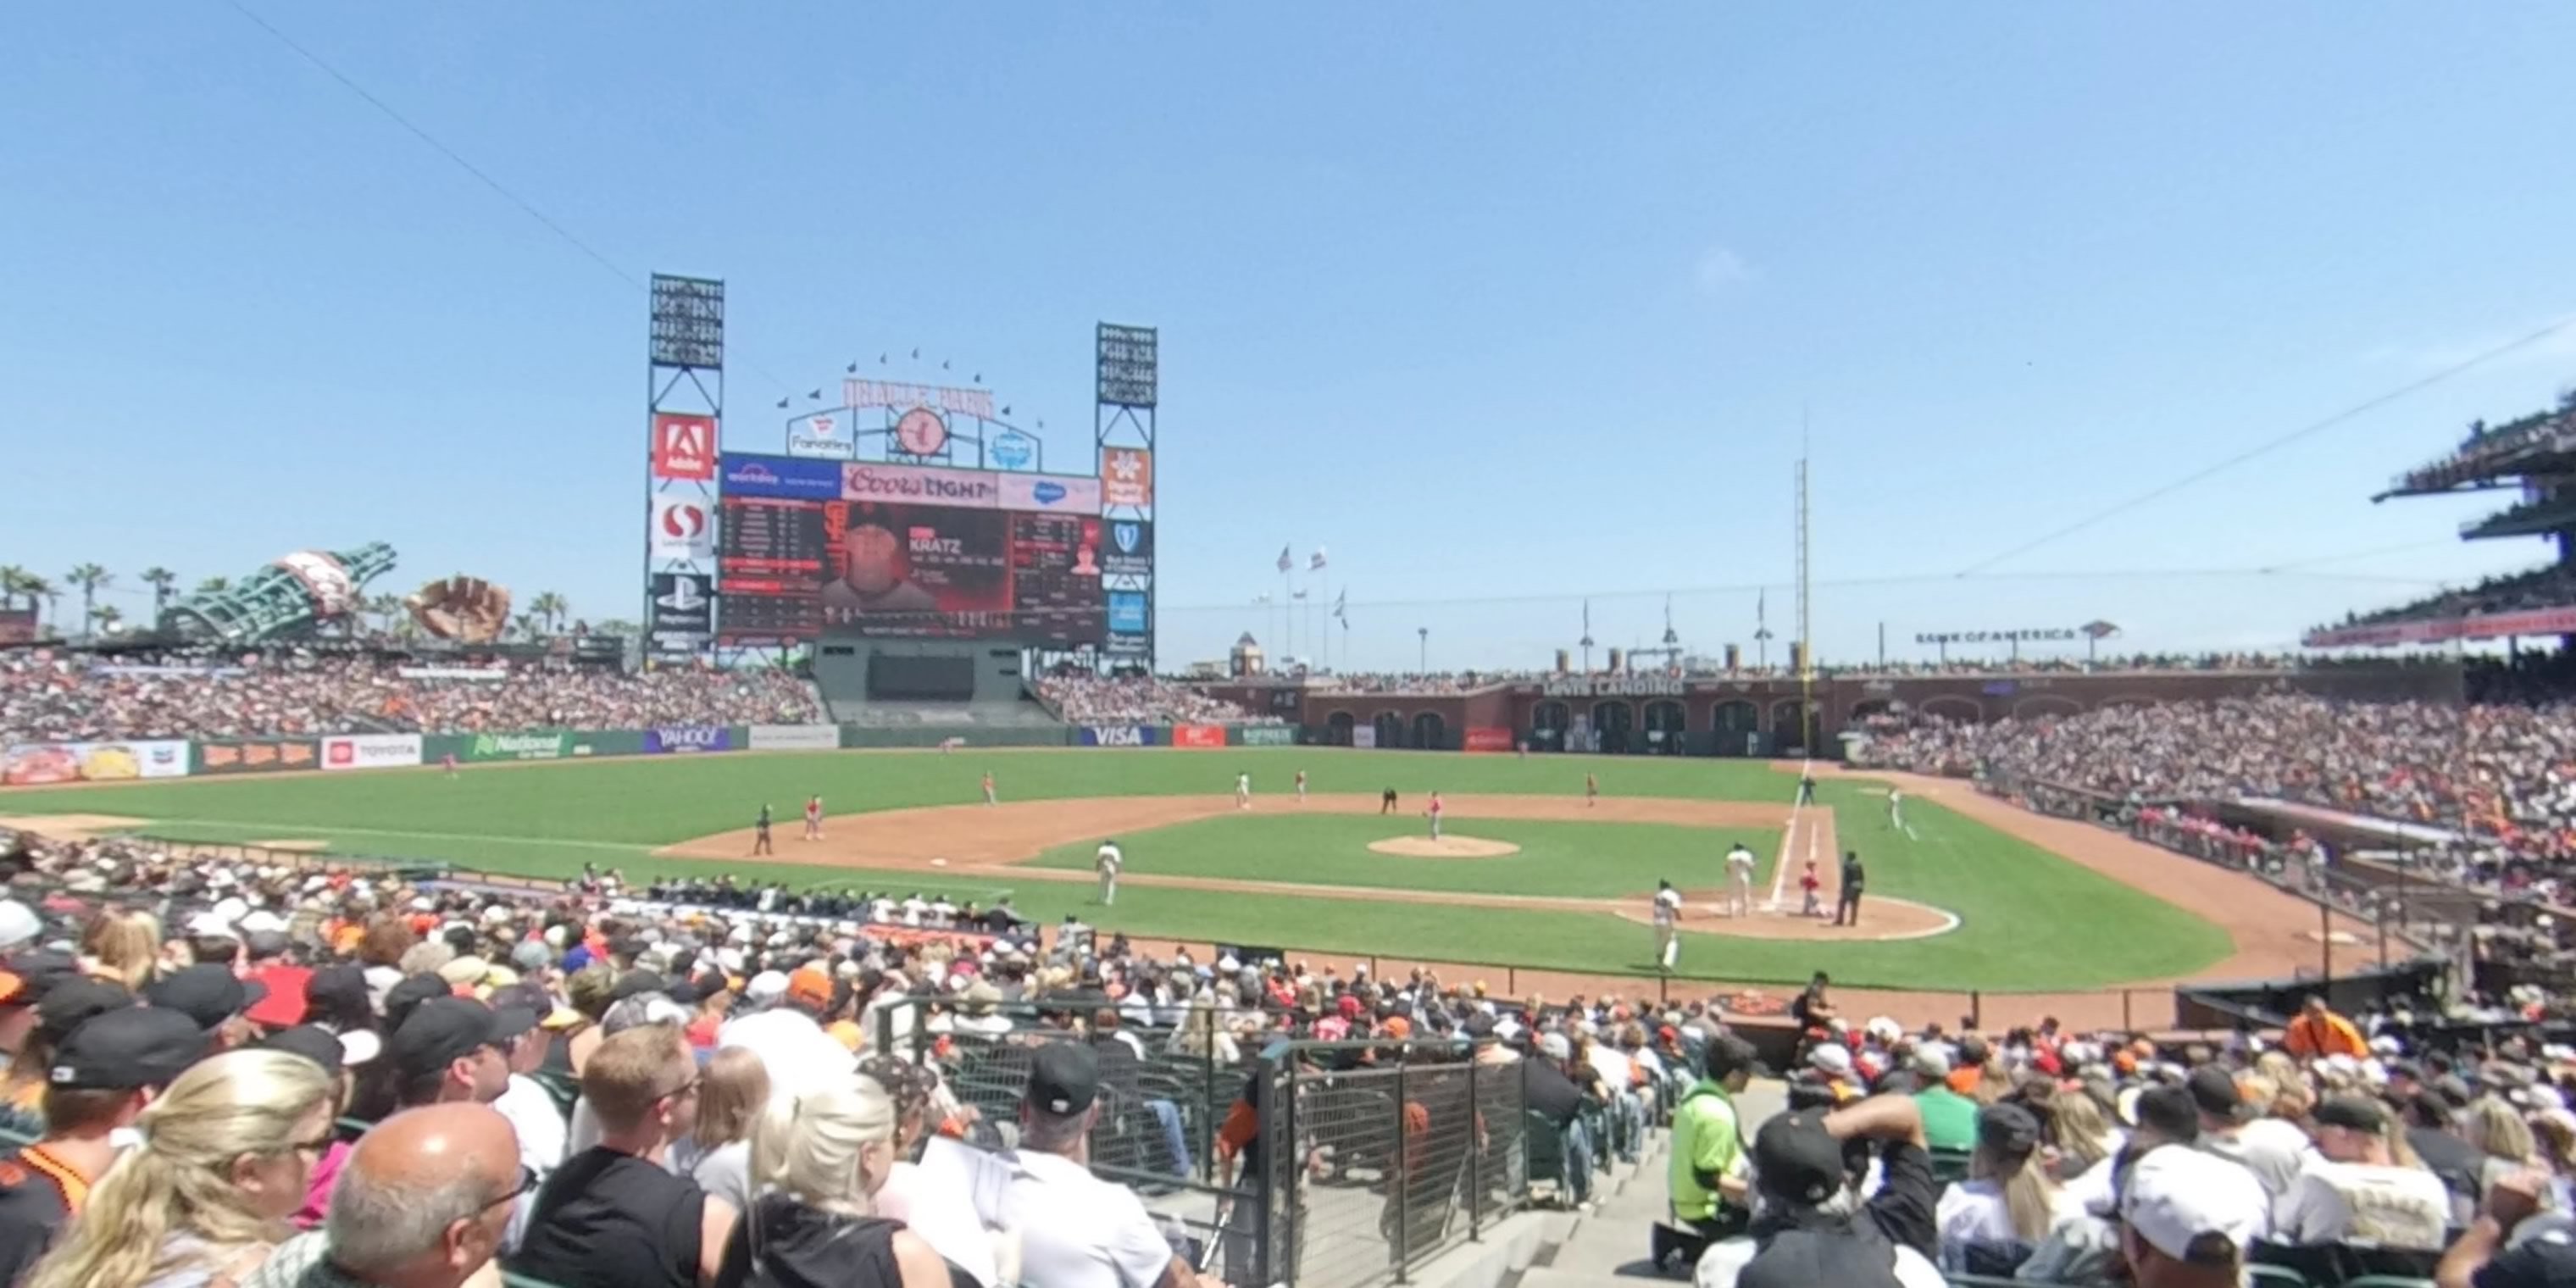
[1531,1232,1664,1281]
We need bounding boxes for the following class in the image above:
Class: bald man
[242,1103,521,1288]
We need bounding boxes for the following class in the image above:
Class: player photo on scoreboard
[817,502,1011,634]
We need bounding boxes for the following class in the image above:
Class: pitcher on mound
[1426,791,1445,841]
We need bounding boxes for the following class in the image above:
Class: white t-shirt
[2273,1159,2451,1250]
[719,1007,858,1108]
[1002,1148,1175,1288]
[1934,1177,2085,1267]
[492,1073,569,1176]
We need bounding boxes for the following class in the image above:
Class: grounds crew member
[1662,1033,1762,1265]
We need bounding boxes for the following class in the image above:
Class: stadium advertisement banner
[651,414,719,481]
[719,453,843,502]
[1170,724,1226,749]
[196,738,320,776]
[3,739,191,786]
[841,464,1004,509]
[1102,520,1152,577]
[1463,727,1515,753]
[2306,603,2576,648]
[651,497,715,562]
[321,734,423,772]
[644,725,733,754]
[997,474,1102,515]
[398,667,507,680]
[1352,726,1378,749]
[786,412,855,460]
[1236,725,1296,747]
[466,731,573,762]
[751,724,841,752]
[1081,725,1156,747]
[1102,447,1153,507]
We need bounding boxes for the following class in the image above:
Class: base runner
[1096,839,1123,906]
[1723,841,1757,918]
[1652,880,1684,971]
[751,804,774,857]
[802,794,824,841]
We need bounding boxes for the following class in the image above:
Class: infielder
[802,794,824,841]
[1886,786,1905,830]
[1235,772,1252,809]
[1652,880,1684,971]
[1724,841,1757,918]
[1426,791,1445,841]
[983,770,997,805]
[1296,769,1308,803]
[1096,839,1123,906]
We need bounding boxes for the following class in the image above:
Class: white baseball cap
[1808,1043,1855,1077]
[0,902,41,953]
[2121,1145,2267,1263]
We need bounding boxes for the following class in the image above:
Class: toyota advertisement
[714,453,1125,645]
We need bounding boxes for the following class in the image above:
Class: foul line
[1764,758,1813,910]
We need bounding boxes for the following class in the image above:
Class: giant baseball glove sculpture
[404,575,513,643]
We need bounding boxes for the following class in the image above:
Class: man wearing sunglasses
[239,1102,526,1288]
[391,997,536,1110]
[511,1023,735,1288]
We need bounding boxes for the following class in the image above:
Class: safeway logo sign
[652,414,717,480]
[652,497,713,560]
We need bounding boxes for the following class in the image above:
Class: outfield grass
[1027,814,1779,899]
[0,748,2235,991]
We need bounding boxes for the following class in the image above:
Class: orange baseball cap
[1383,1016,1413,1040]
[787,965,834,1010]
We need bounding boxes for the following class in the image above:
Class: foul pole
[1795,456,1813,749]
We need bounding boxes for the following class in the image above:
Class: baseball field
[0,747,2270,995]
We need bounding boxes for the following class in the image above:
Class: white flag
[1309,548,1329,571]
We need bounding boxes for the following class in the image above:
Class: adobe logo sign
[652,414,718,480]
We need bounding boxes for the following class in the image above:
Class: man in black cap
[2185,1063,2298,1213]
[145,961,267,1052]
[1002,1042,1219,1288]
[0,1008,206,1283]
[391,997,533,1108]
[1692,1094,1942,1288]
[2274,1093,2449,1252]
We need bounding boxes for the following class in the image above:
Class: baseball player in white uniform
[1887,786,1905,830]
[1235,772,1252,810]
[1652,880,1684,971]
[1724,841,1757,918]
[1096,839,1123,906]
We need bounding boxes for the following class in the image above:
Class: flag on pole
[1275,545,1292,574]
[1309,548,1328,571]
[1332,589,1346,619]
[1292,589,1307,600]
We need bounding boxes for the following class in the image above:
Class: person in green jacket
[1669,1033,1764,1238]
[1910,1048,1979,1153]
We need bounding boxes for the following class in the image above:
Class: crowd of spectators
[2321,563,2576,633]
[1033,675,1279,726]
[0,652,824,743]
[1856,694,2576,869]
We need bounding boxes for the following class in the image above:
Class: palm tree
[138,567,177,623]
[65,564,109,638]
[93,605,124,635]
[530,591,569,635]
[0,566,29,612]
[369,593,406,636]
[194,575,230,595]
[511,612,539,641]
[20,577,58,632]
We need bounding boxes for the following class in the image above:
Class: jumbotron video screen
[715,457,1111,645]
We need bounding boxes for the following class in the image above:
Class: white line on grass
[1764,758,1813,910]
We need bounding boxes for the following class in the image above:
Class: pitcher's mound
[1368,836,1519,858]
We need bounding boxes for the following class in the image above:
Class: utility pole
[1418,626,1429,672]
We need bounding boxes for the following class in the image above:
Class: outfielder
[1096,839,1123,906]
[1296,769,1308,803]
[1886,786,1905,830]
[1235,772,1252,810]
[983,770,997,806]
[1723,841,1757,918]
[1652,880,1683,971]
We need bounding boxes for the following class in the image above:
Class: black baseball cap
[6,952,80,1005]
[390,997,536,1080]
[52,1006,207,1090]
[1752,1108,1847,1206]
[34,978,130,1044]
[259,1024,347,1077]
[304,964,369,1021]
[2133,1085,2200,1141]
[145,963,269,1032]
[1026,1041,1100,1117]
[608,970,671,1004]
[382,974,452,1030]
[2312,1095,2388,1134]
[1704,1034,1770,1082]
[1979,1102,2041,1158]
[2185,1065,2247,1121]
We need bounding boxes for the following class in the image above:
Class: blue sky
[12,3,2576,670]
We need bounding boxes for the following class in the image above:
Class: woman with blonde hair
[718,1073,958,1288]
[2042,1090,2123,1181]
[82,908,164,991]
[690,1047,771,1216]
[2463,1096,2547,1199]
[1935,1102,2081,1275]
[25,1047,336,1288]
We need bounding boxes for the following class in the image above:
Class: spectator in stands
[82,909,163,991]
[1693,1095,1939,1288]
[0,1006,205,1282]
[237,1102,525,1288]
[2018,1084,2203,1287]
[713,1071,952,1288]
[25,1047,336,1288]
[1934,1102,2075,1275]
[391,998,530,1109]
[2042,1090,2122,1183]
[1909,1049,1977,1152]
[2116,1143,2270,1288]
[1001,1043,1217,1288]
[256,1026,355,1230]
[484,983,568,1184]
[688,1048,769,1219]
[717,966,852,1110]
[2462,1096,2551,1208]
[1522,1034,1595,1207]
[2273,1095,2450,1251]
[147,963,267,1053]
[2282,995,2368,1060]
[512,1023,733,1288]
[2184,1066,2304,1219]
[0,974,128,1139]
[1669,1035,1759,1241]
